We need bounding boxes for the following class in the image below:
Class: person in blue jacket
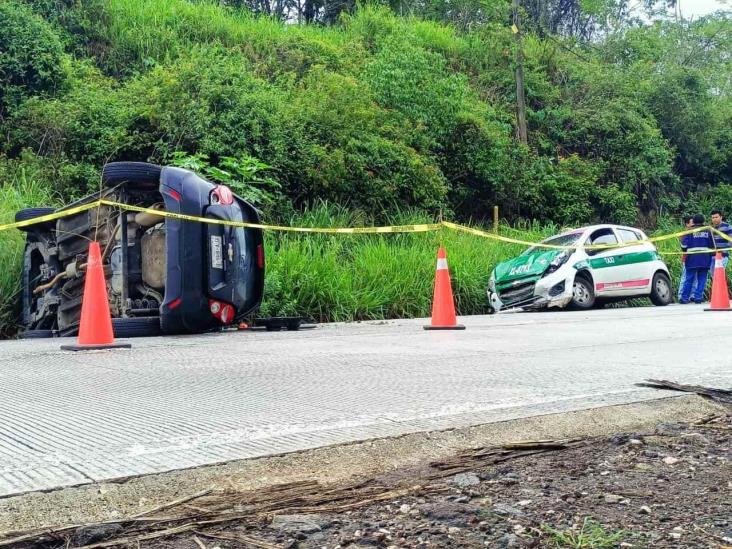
[710,210,732,269]
[680,214,714,304]
[677,215,695,302]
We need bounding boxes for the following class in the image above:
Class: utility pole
[512,0,528,145]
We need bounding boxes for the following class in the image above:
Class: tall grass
[0,165,60,336]
[101,0,357,75]
[92,0,477,78]
[259,203,552,321]
[259,204,692,322]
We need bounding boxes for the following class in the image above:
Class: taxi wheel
[650,272,672,306]
[570,276,595,310]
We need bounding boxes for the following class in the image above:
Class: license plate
[210,235,223,269]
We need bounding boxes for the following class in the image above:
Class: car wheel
[15,207,56,232]
[570,276,595,310]
[102,162,162,190]
[112,317,162,338]
[650,272,673,306]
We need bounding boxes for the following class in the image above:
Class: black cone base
[61,342,132,351]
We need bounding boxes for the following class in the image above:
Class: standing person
[710,210,732,269]
[680,214,714,304]
[678,215,695,302]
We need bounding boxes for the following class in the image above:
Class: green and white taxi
[487,224,673,312]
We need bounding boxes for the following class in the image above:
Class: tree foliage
[1,0,731,227]
[0,1,67,117]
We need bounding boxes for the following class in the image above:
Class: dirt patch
[0,396,729,548]
[0,396,720,534]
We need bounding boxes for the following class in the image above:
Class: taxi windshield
[521,232,582,256]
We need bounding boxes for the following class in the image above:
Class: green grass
[258,203,556,322]
[88,0,479,80]
[542,518,629,548]
[100,0,358,76]
[0,162,60,336]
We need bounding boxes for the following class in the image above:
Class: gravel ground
[2,398,729,549]
[152,409,731,549]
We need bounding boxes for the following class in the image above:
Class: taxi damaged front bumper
[490,271,574,312]
[533,270,574,309]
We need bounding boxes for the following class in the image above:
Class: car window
[618,229,641,243]
[585,228,618,255]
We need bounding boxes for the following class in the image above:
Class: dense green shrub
[3,0,732,227]
[0,1,68,116]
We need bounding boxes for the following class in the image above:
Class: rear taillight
[211,185,234,206]
[209,299,235,324]
[257,244,265,269]
[165,189,181,202]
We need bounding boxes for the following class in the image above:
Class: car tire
[15,208,56,232]
[112,317,162,338]
[102,162,162,189]
[650,272,673,306]
[570,275,595,310]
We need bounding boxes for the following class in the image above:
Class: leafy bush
[168,151,286,212]
[0,1,68,116]
[4,0,731,229]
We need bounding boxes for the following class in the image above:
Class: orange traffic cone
[424,247,465,330]
[61,241,131,351]
[705,252,732,311]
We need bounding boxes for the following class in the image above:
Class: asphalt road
[1,304,730,498]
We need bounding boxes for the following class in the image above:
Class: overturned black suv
[17,162,265,337]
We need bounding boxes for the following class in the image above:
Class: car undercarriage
[18,162,265,337]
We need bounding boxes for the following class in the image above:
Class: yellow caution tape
[443,221,702,251]
[0,197,723,257]
[0,201,102,232]
[648,227,706,242]
[711,226,732,243]
[442,221,573,249]
[0,199,440,234]
[98,200,441,234]
[658,249,722,256]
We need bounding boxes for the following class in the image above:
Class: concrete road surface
[1,304,731,497]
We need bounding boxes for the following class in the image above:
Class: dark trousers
[680,268,708,303]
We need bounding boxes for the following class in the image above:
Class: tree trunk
[513,0,528,145]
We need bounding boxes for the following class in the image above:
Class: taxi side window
[586,228,618,256]
[618,229,640,243]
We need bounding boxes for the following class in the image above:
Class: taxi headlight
[544,250,571,276]
[488,272,496,293]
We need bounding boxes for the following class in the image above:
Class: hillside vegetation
[0,0,729,330]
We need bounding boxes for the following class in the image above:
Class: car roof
[552,224,646,239]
